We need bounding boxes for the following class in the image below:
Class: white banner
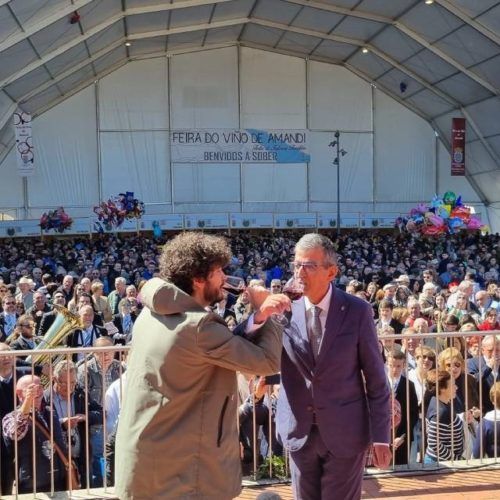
[14,111,34,176]
[274,213,317,229]
[230,213,273,229]
[170,129,310,164]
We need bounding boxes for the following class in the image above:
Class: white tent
[0,0,498,231]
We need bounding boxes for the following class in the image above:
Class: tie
[309,306,322,360]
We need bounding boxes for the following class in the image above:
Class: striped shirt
[425,397,464,461]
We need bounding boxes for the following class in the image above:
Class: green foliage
[256,455,288,480]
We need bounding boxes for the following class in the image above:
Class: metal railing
[1,330,500,497]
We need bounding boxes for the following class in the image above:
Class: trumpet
[26,304,83,366]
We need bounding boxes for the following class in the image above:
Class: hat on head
[383,282,397,291]
[395,274,410,283]
[18,276,34,287]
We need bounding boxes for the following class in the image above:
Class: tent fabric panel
[242,163,307,203]
[99,58,169,131]
[374,89,436,203]
[240,47,306,129]
[100,131,171,203]
[308,61,373,132]
[170,46,238,129]
[28,85,98,207]
[308,131,373,203]
[172,163,240,203]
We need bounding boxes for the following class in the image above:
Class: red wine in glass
[222,276,246,295]
[282,278,304,302]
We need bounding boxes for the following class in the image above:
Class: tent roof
[0,0,498,204]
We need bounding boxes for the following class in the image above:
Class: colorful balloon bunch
[39,207,73,233]
[397,191,487,236]
[93,192,145,231]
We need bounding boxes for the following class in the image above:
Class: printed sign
[14,111,34,176]
[171,129,310,164]
[451,118,466,176]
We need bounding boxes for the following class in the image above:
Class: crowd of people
[0,229,499,495]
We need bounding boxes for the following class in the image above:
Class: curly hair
[159,232,231,294]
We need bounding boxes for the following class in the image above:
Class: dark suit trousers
[290,426,366,500]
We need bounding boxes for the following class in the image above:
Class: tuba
[26,304,83,366]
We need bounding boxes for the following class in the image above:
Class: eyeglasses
[292,261,330,272]
[445,362,462,369]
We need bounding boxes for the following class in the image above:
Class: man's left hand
[372,444,392,469]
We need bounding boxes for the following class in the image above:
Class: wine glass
[222,276,246,297]
[273,277,304,326]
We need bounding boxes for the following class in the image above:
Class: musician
[2,375,67,494]
[0,296,18,342]
[67,305,107,362]
[38,291,66,337]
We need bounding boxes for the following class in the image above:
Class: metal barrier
[1,330,500,496]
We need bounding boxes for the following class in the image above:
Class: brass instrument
[25,304,83,366]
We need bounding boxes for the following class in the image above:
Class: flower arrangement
[396,191,487,236]
[39,207,73,233]
[93,192,145,231]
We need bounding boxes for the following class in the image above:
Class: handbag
[31,417,82,490]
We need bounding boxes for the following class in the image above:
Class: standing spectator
[473,382,500,458]
[47,360,103,488]
[8,316,38,357]
[77,337,122,487]
[67,306,107,361]
[2,375,67,493]
[386,349,419,465]
[467,335,500,413]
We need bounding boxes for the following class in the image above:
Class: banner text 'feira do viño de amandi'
[170,129,310,164]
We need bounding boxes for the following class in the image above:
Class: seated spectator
[473,382,500,459]
[67,306,107,361]
[375,300,403,335]
[112,301,137,345]
[25,291,51,333]
[478,308,500,331]
[270,279,282,294]
[8,315,39,357]
[38,291,66,337]
[0,295,19,342]
[91,280,112,323]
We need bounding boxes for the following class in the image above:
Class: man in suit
[112,300,138,345]
[375,299,403,335]
[115,232,288,500]
[467,335,500,413]
[276,234,391,500]
[67,305,107,361]
[45,359,103,488]
[9,316,38,358]
[37,291,66,337]
[386,349,419,465]
[0,296,18,342]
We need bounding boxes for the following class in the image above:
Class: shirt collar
[304,284,332,314]
[0,373,12,383]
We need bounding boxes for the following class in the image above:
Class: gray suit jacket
[276,286,390,457]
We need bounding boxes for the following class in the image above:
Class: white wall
[0,45,486,223]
